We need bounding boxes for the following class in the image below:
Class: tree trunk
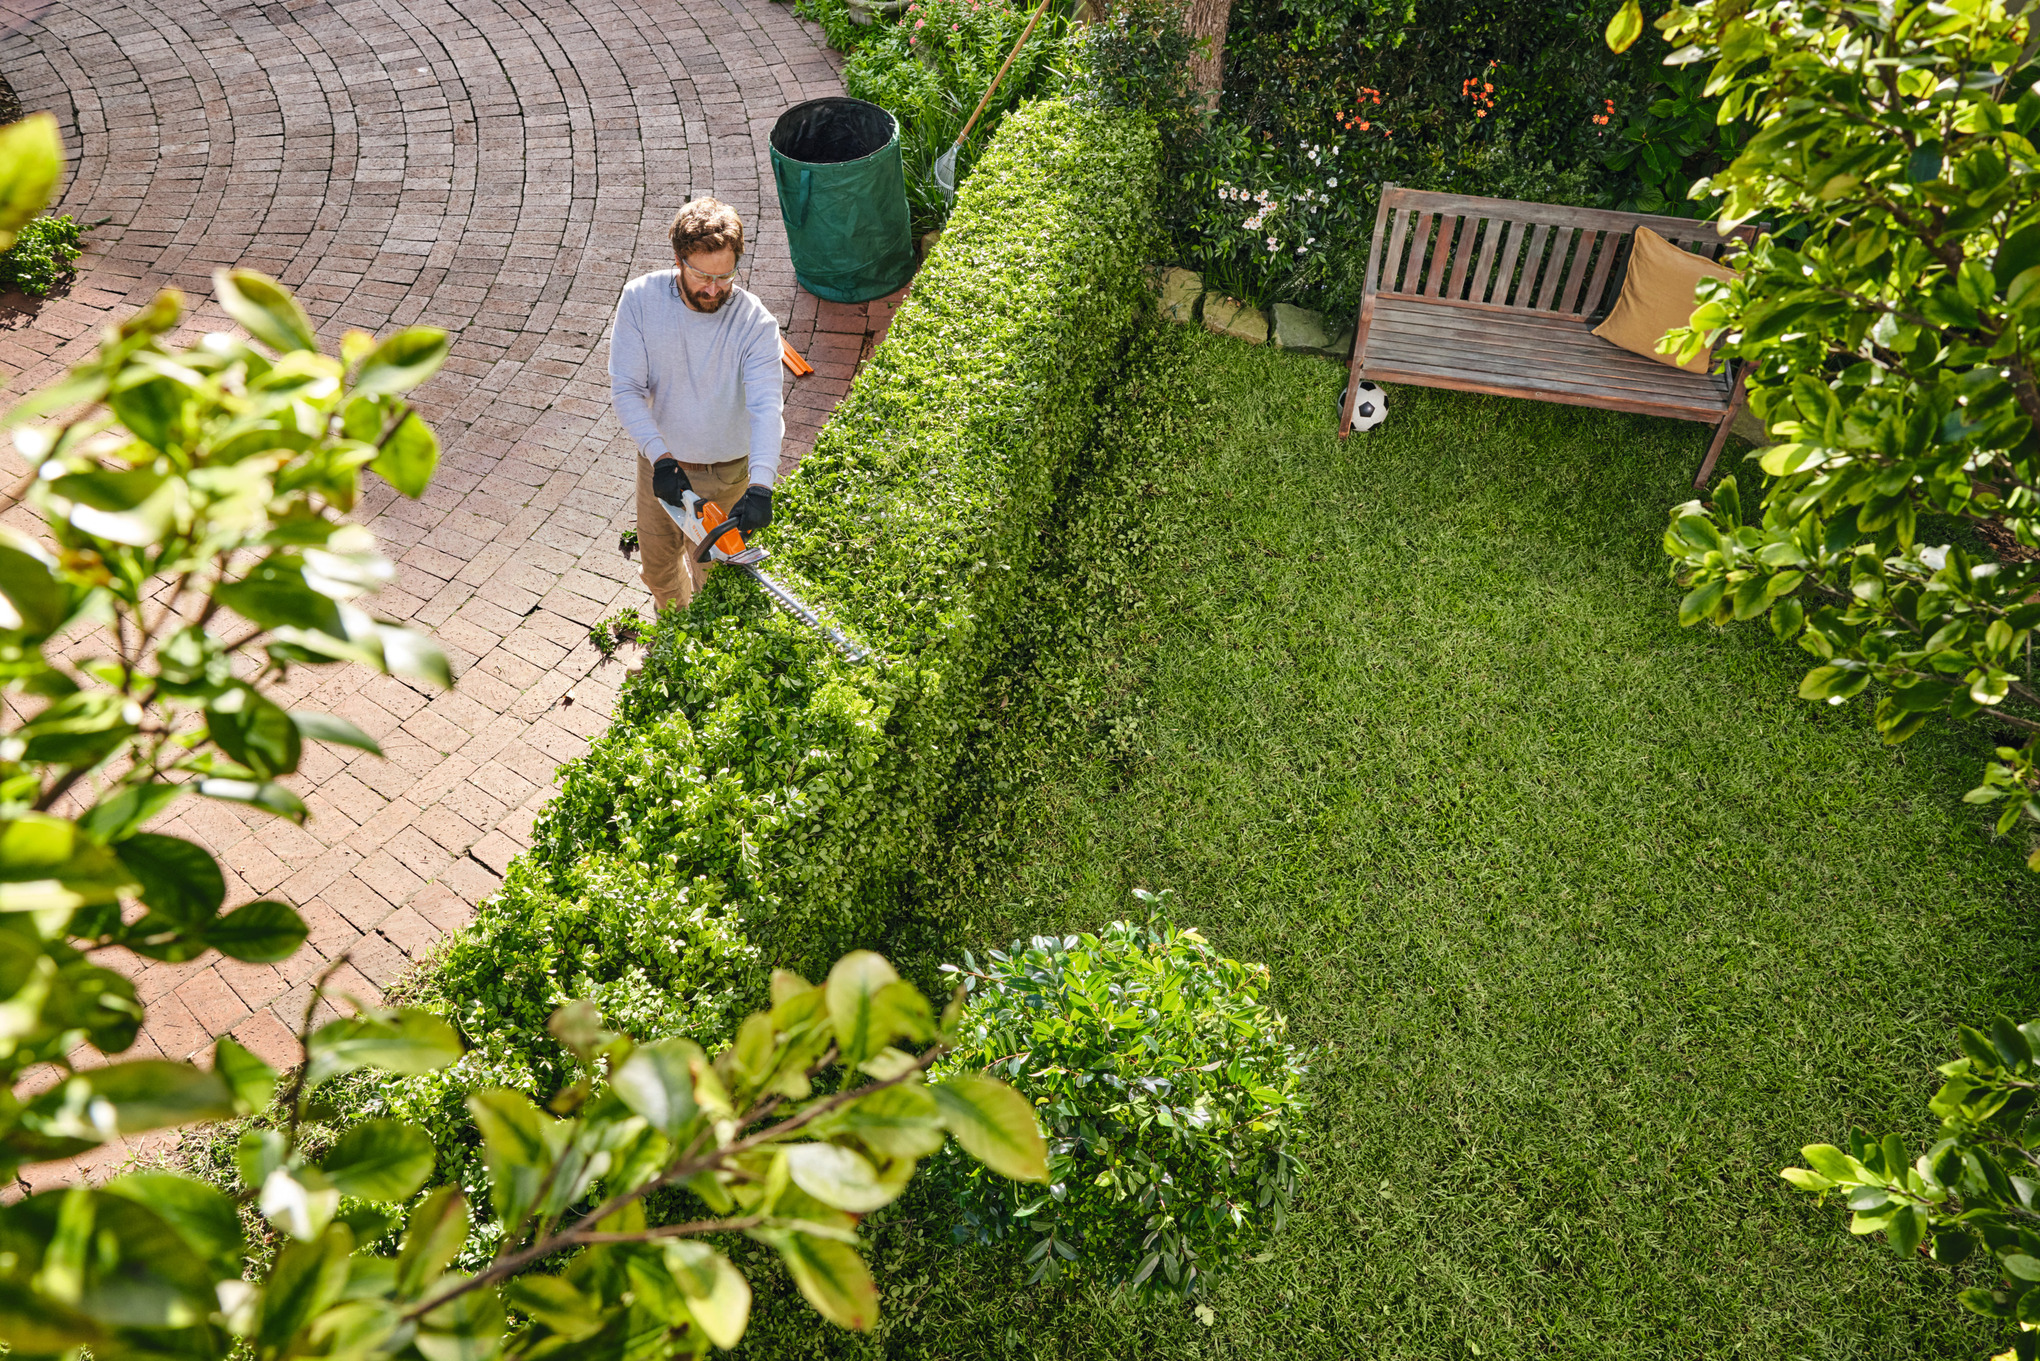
[1183,0,1230,108]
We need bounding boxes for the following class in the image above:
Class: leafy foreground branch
[9,951,1046,1357]
[1781,1014,2040,1360]
[1643,0,2040,860]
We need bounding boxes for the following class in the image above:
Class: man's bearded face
[679,247,737,313]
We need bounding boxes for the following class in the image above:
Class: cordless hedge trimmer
[661,493,871,665]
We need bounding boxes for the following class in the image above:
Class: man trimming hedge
[608,198,782,613]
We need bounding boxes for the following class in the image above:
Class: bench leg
[1694,370,1750,488]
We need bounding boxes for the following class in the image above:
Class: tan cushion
[1591,227,1738,375]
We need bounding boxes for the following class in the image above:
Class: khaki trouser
[636,454,751,614]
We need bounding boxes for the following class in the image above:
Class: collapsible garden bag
[770,98,917,304]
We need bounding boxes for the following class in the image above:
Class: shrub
[934,908,1308,1297]
[0,211,87,296]
[335,855,762,1210]
[527,97,1161,980]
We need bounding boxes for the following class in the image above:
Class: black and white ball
[1348,381,1387,432]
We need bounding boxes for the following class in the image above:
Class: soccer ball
[1345,380,1387,432]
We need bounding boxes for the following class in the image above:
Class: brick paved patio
[0,0,908,1186]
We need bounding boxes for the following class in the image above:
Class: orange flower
[1359,120,1370,130]
[1484,82,1493,92]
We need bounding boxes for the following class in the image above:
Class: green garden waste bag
[770,98,917,304]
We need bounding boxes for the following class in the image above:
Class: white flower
[1266,236,1277,248]
[1327,178,1338,187]
[1306,236,1316,244]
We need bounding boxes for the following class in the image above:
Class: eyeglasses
[681,259,738,288]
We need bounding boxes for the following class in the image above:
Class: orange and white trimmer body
[671,489,770,566]
[656,490,870,664]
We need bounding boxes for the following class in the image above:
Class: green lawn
[769,328,2040,1359]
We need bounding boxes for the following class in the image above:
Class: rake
[931,0,1054,204]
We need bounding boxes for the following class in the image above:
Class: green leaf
[354,327,451,396]
[465,1087,556,1233]
[1605,0,1644,52]
[774,1231,879,1331]
[0,1278,101,1351]
[786,1142,903,1213]
[502,1274,607,1342]
[1801,1144,1869,1185]
[259,1165,340,1241]
[416,1274,507,1361]
[196,777,309,822]
[378,623,453,689]
[112,832,224,926]
[0,113,64,251]
[320,1119,436,1202]
[2005,1253,2040,1281]
[256,1224,354,1348]
[99,1172,244,1278]
[290,709,382,756]
[216,268,317,353]
[1993,1014,2034,1070]
[611,1036,704,1138]
[213,1035,277,1113]
[930,1074,1049,1182]
[1779,1166,1835,1192]
[372,411,440,499]
[305,1007,463,1088]
[547,998,615,1062]
[664,1240,751,1349]
[236,1128,288,1190]
[29,1060,235,1138]
[1888,1202,1925,1256]
[205,687,303,779]
[837,1082,945,1158]
[827,950,901,1066]
[0,530,70,636]
[215,558,346,635]
[207,898,308,963]
[77,782,181,843]
[395,1187,470,1299]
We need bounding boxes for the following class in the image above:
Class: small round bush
[936,907,1307,1296]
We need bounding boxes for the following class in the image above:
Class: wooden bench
[1338,184,1759,486]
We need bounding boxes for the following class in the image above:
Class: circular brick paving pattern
[0,0,905,1183]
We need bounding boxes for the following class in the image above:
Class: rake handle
[953,0,1054,149]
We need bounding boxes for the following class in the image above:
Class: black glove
[652,457,690,505]
[730,485,774,534]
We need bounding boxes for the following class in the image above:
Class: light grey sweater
[608,271,784,488]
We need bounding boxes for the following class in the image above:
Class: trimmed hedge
[529,97,1162,975]
[291,98,1162,1246]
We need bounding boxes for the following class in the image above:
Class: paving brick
[228,1008,303,1071]
[174,967,252,1039]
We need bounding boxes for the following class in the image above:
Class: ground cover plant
[0,211,88,296]
[730,325,2040,1359]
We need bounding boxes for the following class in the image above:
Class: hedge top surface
[765,97,1161,654]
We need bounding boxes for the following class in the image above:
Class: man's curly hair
[671,198,745,262]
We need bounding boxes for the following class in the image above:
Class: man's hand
[731,486,774,534]
[653,457,690,505]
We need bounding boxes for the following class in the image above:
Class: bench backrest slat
[1452,215,1485,299]
[1424,213,1459,296]
[1364,185,1754,320]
